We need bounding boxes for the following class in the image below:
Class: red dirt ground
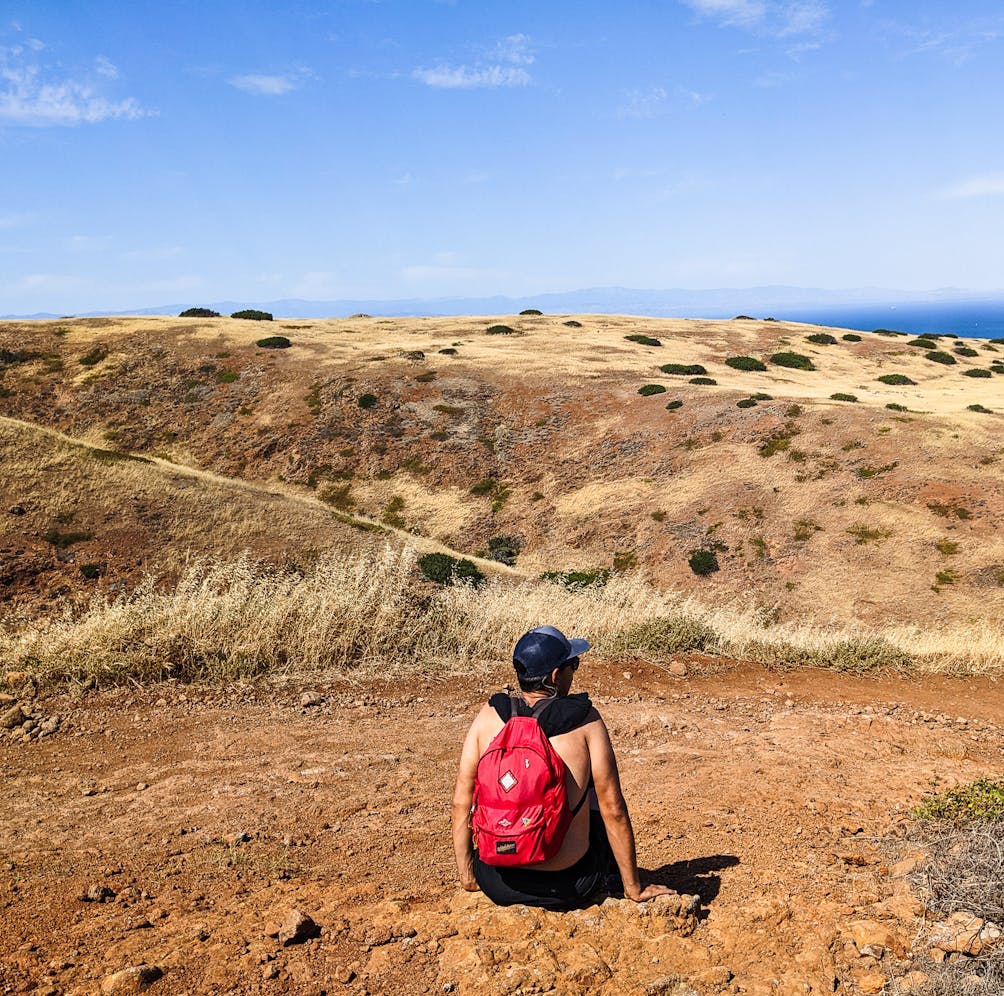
[2,662,1002,995]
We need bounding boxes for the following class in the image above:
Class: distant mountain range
[8,285,1004,322]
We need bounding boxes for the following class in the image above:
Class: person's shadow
[644,854,740,907]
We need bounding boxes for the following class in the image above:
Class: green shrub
[935,569,958,585]
[689,376,717,385]
[758,424,800,457]
[381,496,406,529]
[770,352,815,370]
[877,373,915,385]
[79,346,108,367]
[661,363,706,375]
[841,334,862,342]
[256,336,291,349]
[216,370,238,383]
[78,563,104,580]
[733,315,756,320]
[928,502,971,520]
[857,461,898,479]
[688,549,719,575]
[955,346,979,357]
[793,519,822,541]
[601,616,717,659]
[417,552,485,587]
[471,477,497,495]
[725,355,767,371]
[519,309,542,316]
[926,350,957,365]
[625,334,662,347]
[44,528,93,549]
[885,403,908,411]
[736,398,757,409]
[486,325,516,335]
[638,383,667,396]
[963,368,992,378]
[906,338,936,348]
[357,393,378,408]
[486,534,522,566]
[751,392,773,401]
[612,550,637,572]
[665,399,683,411]
[806,333,837,345]
[968,403,993,413]
[415,371,436,383]
[830,392,857,402]
[539,568,610,589]
[179,307,220,318]
[912,778,1004,825]
[936,538,960,555]
[563,320,582,328]
[438,347,458,355]
[873,328,906,336]
[232,309,273,321]
[846,524,892,544]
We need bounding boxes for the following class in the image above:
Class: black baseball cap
[512,625,590,679]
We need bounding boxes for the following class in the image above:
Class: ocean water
[761,301,1004,339]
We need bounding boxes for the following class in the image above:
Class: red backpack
[471,696,590,867]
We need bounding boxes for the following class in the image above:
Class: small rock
[100,964,163,993]
[930,911,1002,956]
[80,883,116,903]
[262,966,279,981]
[3,672,29,688]
[277,908,320,946]
[335,966,356,984]
[8,504,26,516]
[856,972,886,995]
[300,691,324,708]
[1,704,25,730]
[668,661,688,678]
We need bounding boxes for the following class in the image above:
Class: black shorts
[473,815,614,911]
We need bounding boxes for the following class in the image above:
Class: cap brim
[567,638,590,658]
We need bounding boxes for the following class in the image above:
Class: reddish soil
[2,663,1002,995]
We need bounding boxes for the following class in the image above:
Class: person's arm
[587,716,672,903]
[451,711,486,891]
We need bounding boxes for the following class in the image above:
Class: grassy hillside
[2,313,1003,632]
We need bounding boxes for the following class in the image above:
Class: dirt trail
[2,663,1002,995]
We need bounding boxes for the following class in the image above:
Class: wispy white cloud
[228,72,304,95]
[682,0,829,37]
[0,45,149,126]
[413,33,535,89]
[617,85,710,119]
[889,17,1004,65]
[94,56,118,78]
[942,173,1004,199]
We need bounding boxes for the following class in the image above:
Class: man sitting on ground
[451,625,672,910]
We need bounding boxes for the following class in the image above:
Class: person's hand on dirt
[624,883,673,903]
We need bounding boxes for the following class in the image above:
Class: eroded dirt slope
[2,663,1002,995]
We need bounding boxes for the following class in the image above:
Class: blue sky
[2,0,1004,314]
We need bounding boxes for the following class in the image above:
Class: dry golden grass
[3,545,1002,683]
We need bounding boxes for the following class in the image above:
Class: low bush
[926,350,957,365]
[736,398,757,409]
[857,461,898,479]
[486,325,516,335]
[793,519,822,542]
[968,403,993,413]
[725,355,766,371]
[733,315,756,320]
[381,496,406,529]
[486,534,522,566]
[415,371,436,383]
[955,346,979,357]
[44,528,93,549]
[758,425,800,458]
[625,334,662,347]
[661,363,706,375]
[907,338,936,348]
[873,328,906,336]
[688,549,719,575]
[539,568,611,589]
[928,502,971,520]
[438,347,458,355]
[79,563,104,580]
[913,778,1004,826]
[179,307,220,318]
[877,373,915,385]
[417,552,484,587]
[665,399,683,411]
[750,392,772,401]
[846,524,892,544]
[563,320,583,328]
[830,392,857,402]
[357,393,378,408]
[216,370,238,383]
[79,347,108,367]
[519,309,542,316]
[770,352,815,370]
[885,403,908,411]
[841,333,862,342]
[471,477,497,495]
[935,569,958,585]
[601,615,717,659]
[256,336,291,349]
[963,368,992,378]
[232,309,273,321]
[936,538,960,555]
[689,376,717,385]
[638,384,667,396]
[806,333,837,345]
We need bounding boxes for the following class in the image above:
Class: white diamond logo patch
[499,770,518,792]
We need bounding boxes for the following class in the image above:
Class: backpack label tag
[495,841,517,855]
[499,770,518,792]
